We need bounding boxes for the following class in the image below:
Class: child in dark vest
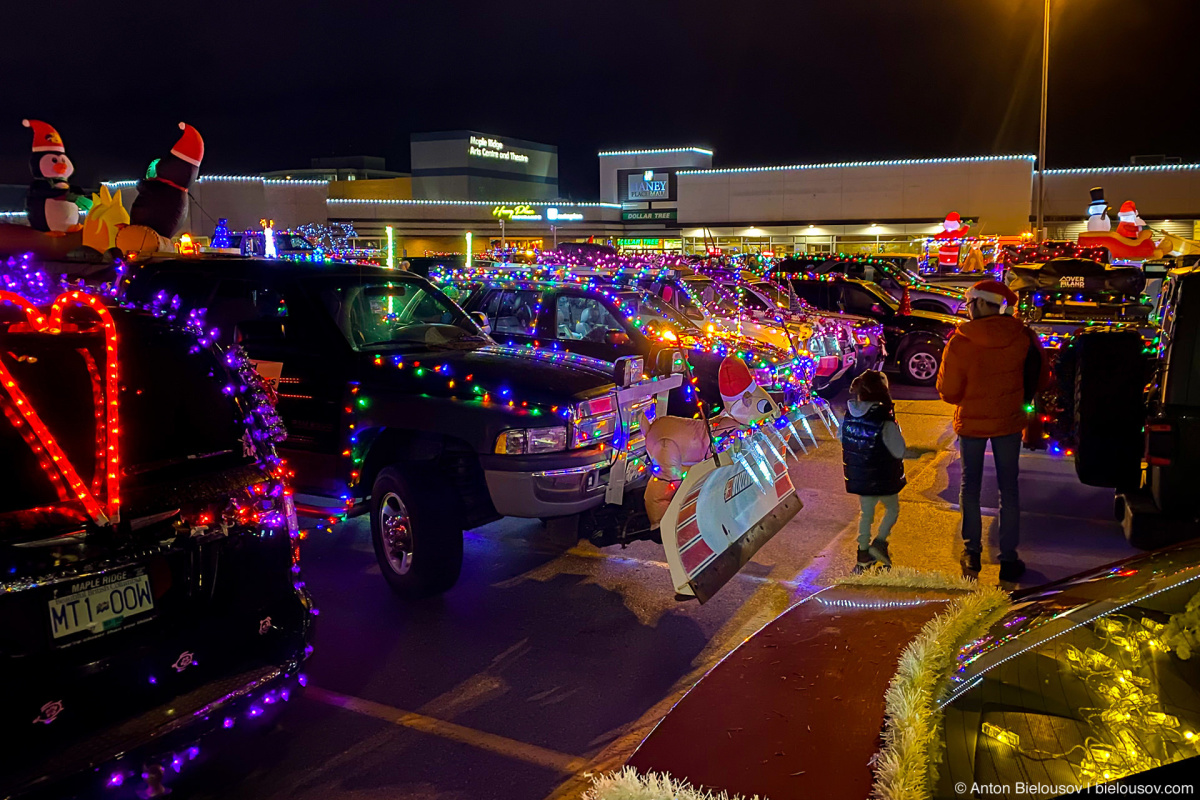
[841,370,907,573]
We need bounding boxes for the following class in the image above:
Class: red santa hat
[966,279,1019,314]
[945,212,962,225]
[1118,200,1138,217]
[719,357,757,405]
[170,122,205,167]
[22,119,64,153]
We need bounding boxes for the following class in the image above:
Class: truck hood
[365,343,618,405]
[907,307,964,328]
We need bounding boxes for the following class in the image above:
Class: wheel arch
[357,427,494,529]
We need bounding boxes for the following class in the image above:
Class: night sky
[3,0,1196,199]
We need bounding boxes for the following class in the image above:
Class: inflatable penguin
[129,122,204,238]
[22,119,91,233]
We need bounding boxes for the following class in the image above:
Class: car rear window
[0,311,251,526]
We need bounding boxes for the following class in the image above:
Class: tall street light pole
[1036,0,1051,242]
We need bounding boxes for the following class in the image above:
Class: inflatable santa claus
[934,212,970,271]
[1078,197,1159,262]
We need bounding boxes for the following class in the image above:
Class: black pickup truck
[126,259,679,597]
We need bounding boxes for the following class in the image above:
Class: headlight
[570,395,617,448]
[494,426,568,454]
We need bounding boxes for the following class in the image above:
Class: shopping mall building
[75,130,1200,258]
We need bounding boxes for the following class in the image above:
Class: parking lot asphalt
[188,386,1139,800]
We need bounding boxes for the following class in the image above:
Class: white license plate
[49,572,155,640]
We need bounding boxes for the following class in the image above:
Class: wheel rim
[379,491,414,575]
[908,351,938,381]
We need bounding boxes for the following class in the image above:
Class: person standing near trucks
[936,279,1049,582]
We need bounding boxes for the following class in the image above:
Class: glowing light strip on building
[102,176,332,187]
[0,212,27,219]
[1044,164,1200,175]
[599,147,713,157]
[678,154,1037,175]
[327,199,621,208]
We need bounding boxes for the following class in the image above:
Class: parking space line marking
[306,686,589,775]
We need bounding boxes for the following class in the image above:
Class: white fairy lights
[599,147,713,157]
[679,154,1037,176]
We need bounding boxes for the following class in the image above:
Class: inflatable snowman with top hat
[1086,187,1111,232]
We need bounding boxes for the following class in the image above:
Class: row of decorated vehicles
[7,113,1199,799]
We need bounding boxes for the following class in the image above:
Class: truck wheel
[901,342,941,386]
[370,466,463,597]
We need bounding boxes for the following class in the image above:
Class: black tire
[369,466,463,597]
[1113,493,1126,522]
[900,340,942,386]
[1073,329,1145,489]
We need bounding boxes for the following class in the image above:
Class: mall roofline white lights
[1044,163,1200,175]
[327,199,621,208]
[678,154,1037,175]
[598,147,713,157]
[103,175,333,187]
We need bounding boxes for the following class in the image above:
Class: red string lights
[0,290,120,525]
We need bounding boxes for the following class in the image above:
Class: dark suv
[779,274,960,385]
[0,293,313,798]
[776,254,967,316]
[1065,263,1200,548]
[126,259,674,596]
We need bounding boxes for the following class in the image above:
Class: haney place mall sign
[469,136,531,164]
[620,168,677,202]
[492,205,584,222]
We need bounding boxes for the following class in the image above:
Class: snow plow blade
[661,454,803,604]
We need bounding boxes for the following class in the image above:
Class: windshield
[862,282,900,311]
[936,545,1200,794]
[614,290,699,333]
[316,278,482,350]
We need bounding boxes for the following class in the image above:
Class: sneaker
[868,539,891,569]
[999,559,1026,583]
[853,549,874,574]
[960,549,982,577]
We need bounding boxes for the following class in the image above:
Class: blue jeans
[858,494,900,550]
[959,432,1022,562]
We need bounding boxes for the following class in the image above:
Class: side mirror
[613,355,645,388]
[684,308,705,321]
[655,348,687,375]
[469,310,491,334]
[605,329,631,346]
[235,318,285,344]
[871,303,886,315]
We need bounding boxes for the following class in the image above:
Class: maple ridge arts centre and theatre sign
[469,136,530,164]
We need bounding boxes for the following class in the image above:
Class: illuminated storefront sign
[547,207,583,221]
[616,238,682,249]
[621,168,677,202]
[621,209,677,221]
[469,135,531,164]
[492,204,542,221]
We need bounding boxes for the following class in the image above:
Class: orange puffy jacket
[936,314,1049,438]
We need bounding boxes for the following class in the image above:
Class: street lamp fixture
[1035,0,1051,243]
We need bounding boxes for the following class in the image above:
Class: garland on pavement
[585,766,762,800]
[836,572,1011,800]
